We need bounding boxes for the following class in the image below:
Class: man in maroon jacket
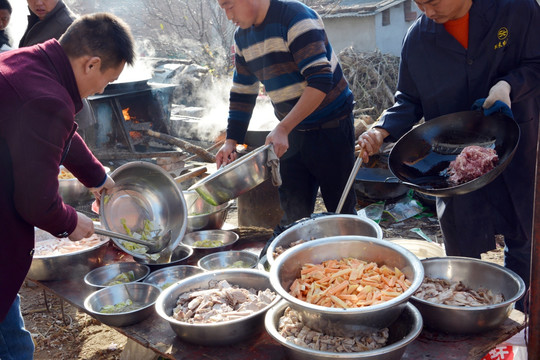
[0,13,135,359]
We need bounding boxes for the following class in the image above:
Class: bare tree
[65,0,341,71]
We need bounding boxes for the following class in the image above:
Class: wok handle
[336,149,364,214]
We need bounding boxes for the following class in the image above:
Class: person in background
[0,13,135,359]
[0,0,11,51]
[19,0,76,47]
[358,0,540,310]
[215,0,357,229]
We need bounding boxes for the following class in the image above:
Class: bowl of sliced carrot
[269,236,424,337]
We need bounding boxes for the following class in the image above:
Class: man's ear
[85,56,102,73]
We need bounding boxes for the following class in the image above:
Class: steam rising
[182,78,279,142]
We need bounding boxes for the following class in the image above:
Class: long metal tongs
[94,227,171,254]
[336,148,365,214]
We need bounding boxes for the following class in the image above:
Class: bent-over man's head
[60,13,135,98]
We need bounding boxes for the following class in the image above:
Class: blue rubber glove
[472,98,514,119]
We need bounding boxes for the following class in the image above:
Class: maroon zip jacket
[0,39,106,321]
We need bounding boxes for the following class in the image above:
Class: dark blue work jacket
[377,0,540,284]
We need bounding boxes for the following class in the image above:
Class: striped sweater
[227,0,354,143]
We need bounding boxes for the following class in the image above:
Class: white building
[313,0,419,56]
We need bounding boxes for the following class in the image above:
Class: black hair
[59,13,135,70]
[0,0,12,13]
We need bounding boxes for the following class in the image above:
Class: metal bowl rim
[270,236,424,314]
[187,201,233,219]
[135,244,194,266]
[180,230,239,249]
[99,161,187,259]
[410,256,526,310]
[264,300,423,357]
[155,268,280,327]
[267,214,384,265]
[143,265,204,285]
[189,145,270,191]
[84,262,151,287]
[84,282,161,316]
[33,235,109,258]
[197,250,259,270]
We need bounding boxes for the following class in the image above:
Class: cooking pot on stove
[388,110,520,197]
[103,77,151,94]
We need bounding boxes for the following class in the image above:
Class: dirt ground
[20,195,505,360]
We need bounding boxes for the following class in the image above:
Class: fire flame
[129,131,143,140]
[123,107,135,121]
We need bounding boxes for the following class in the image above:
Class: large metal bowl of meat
[154,269,280,346]
[410,256,526,334]
[269,236,424,337]
[183,190,233,232]
[188,144,270,206]
[27,228,110,281]
[266,214,383,266]
[265,300,422,360]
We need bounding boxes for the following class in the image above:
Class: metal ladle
[94,227,171,254]
[336,148,365,214]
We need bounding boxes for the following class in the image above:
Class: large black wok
[388,110,520,197]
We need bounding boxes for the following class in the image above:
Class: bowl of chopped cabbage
[84,282,160,327]
[84,262,150,289]
[99,161,188,260]
[197,250,258,271]
[180,229,239,261]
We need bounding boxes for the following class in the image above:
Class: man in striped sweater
[216,0,357,227]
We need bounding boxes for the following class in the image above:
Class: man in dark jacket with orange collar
[359,0,540,311]
[0,13,135,359]
[19,0,76,48]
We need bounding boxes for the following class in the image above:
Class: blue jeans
[0,294,34,360]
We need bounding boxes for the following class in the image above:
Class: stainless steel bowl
[134,244,193,272]
[58,166,110,205]
[189,145,270,206]
[265,300,423,360]
[27,228,110,281]
[410,256,526,334]
[84,262,150,289]
[269,236,424,336]
[155,269,280,345]
[267,214,384,266]
[181,230,239,261]
[197,250,259,271]
[143,265,204,290]
[84,282,161,327]
[183,190,233,232]
[99,161,188,260]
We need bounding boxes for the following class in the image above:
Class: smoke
[116,60,153,83]
[190,77,280,142]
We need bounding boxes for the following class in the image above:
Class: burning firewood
[146,130,216,163]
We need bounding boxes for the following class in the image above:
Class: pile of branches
[338,47,400,120]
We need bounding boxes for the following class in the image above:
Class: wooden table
[27,238,526,360]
